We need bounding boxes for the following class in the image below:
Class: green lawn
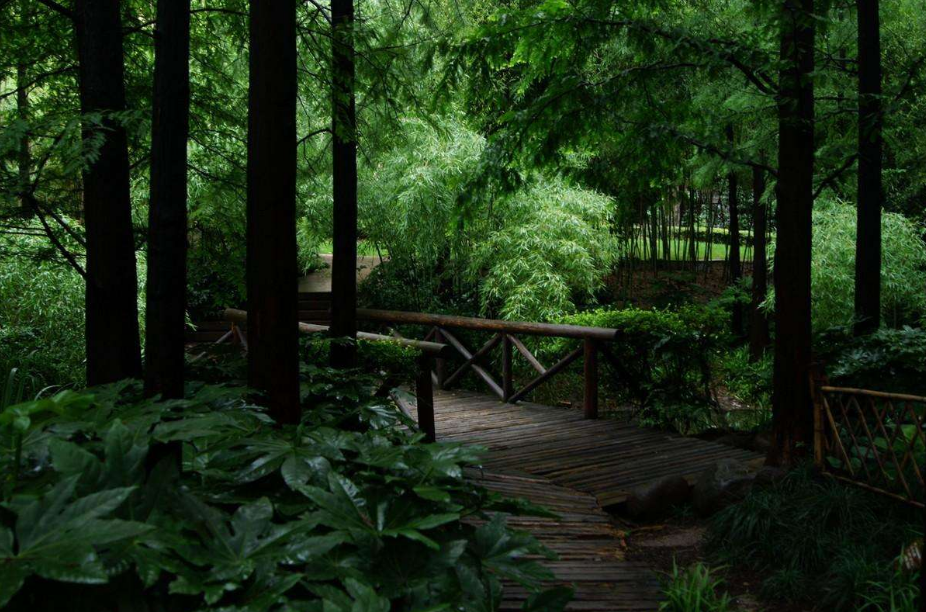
[313,240,384,257]
[624,237,763,262]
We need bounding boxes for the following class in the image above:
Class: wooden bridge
[204,298,765,610]
[432,388,760,611]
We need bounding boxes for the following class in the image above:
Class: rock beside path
[625,475,692,520]
[692,458,756,516]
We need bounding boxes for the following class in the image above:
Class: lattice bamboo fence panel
[813,384,925,507]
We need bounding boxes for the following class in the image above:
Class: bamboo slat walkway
[435,390,761,507]
[426,389,764,611]
[467,469,662,611]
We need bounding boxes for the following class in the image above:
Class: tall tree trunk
[727,127,743,336]
[330,0,358,369]
[768,0,815,467]
[17,62,31,216]
[854,0,882,334]
[749,166,770,360]
[144,0,190,399]
[75,0,142,385]
[247,0,300,422]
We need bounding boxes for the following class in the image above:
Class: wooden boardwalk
[429,389,763,611]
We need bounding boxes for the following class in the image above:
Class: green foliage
[658,562,732,612]
[0,232,86,386]
[707,465,922,610]
[299,335,420,390]
[544,305,725,433]
[769,199,926,330]
[816,326,926,395]
[471,178,618,321]
[858,563,922,612]
[0,368,570,611]
[350,118,618,321]
[713,346,772,411]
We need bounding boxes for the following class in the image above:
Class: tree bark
[144,0,190,399]
[749,166,770,361]
[854,0,882,335]
[727,126,743,337]
[330,0,358,369]
[75,0,142,386]
[17,62,31,216]
[768,0,815,467]
[247,0,300,422]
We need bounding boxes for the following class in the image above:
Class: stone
[692,458,755,517]
[752,431,772,452]
[753,465,787,487]
[624,475,692,520]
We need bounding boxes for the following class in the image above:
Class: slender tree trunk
[649,205,658,271]
[75,0,142,385]
[854,0,882,334]
[727,128,743,336]
[661,203,670,261]
[247,0,300,422]
[705,192,714,272]
[144,0,190,399]
[17,62,31,216]
[749,166,770,361]
[688,188,697,268]
[768,0,815,467]
[330,0,358,369]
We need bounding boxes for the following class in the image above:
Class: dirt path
[297,254,384,293]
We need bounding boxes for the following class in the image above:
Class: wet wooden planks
[466,469,662,611]
[435,390,762,507]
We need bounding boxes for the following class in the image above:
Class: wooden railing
[203,308,621,442]
[357,309,619,420]
[812,375,925,508]
[219,308,450,442]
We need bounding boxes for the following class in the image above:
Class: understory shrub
[768,198,926,330]
[537,305,726,433]
[0,365,571,611]
[707,465,922,610]
[0,231,87,386]
[713,346,772,410]
[816,325,926,395]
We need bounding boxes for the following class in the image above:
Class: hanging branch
[22,193,87,279]
[36,0,74,21]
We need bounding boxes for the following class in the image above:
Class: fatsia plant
[0,368,570,611]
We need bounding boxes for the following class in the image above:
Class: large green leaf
[0,477,151,604]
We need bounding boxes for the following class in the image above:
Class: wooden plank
[439,329,505,399]
[358,308,619,341]
[509,334,546,374]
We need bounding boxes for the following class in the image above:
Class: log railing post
[502,334,513,401]
[416,353,436,442]
[583,338,598,419]
[433,328,446,390]
[809,363,828,470]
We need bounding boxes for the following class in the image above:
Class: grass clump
[706,464,922,610]
[659,561,733,612]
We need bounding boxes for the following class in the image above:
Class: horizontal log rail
[207,308,443,441]
[356,309,615,419]
[224,308,451,357]
[357,309,618,341]
[812,371,925,508]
